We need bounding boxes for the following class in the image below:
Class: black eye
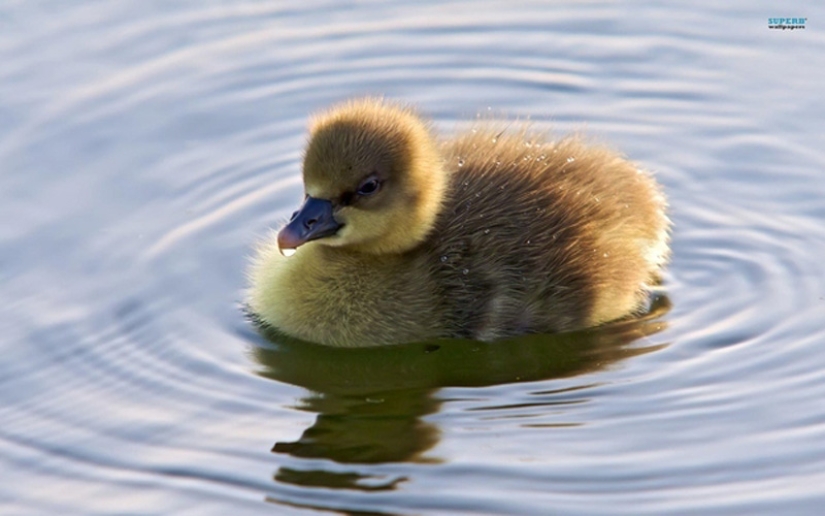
[357,178,380,196]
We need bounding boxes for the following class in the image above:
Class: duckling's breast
[249,240,445,347]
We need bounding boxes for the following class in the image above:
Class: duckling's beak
[277,196,342,255]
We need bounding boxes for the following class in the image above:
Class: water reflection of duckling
[248,98,669,347]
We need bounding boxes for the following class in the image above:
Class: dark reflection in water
[265,495,402,516]
[273,387,440,464]
[254,295,670,494]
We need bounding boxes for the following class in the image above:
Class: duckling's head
[278,98,446,255]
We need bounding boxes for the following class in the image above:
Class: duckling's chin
[317,230,378,253]
[320,227,415,255]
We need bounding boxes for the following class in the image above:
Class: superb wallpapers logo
[768,18,807,30]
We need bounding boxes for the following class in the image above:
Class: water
[2,1,825,514]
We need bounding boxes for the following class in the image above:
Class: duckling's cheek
[324,223,355,247]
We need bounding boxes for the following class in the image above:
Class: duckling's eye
[357,178,381,196]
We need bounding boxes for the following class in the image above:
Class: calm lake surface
[2,1,825,514]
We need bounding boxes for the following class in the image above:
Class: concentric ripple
[1,1,825,515]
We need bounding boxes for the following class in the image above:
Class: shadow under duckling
[248,98,670,347]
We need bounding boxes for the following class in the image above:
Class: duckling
[247,98,669,347]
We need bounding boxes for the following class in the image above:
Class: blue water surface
[2,1,825,514]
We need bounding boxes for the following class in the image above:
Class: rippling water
[2,1,825,514]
